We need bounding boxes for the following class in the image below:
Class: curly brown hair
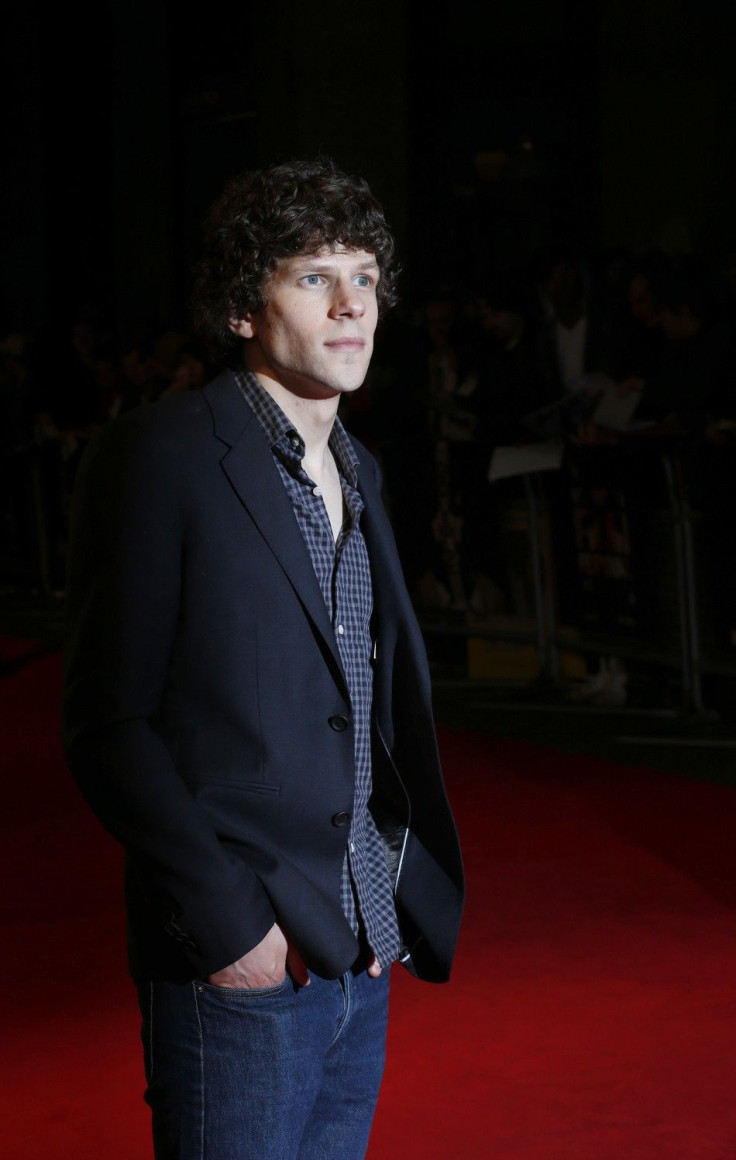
[192,157,399,364]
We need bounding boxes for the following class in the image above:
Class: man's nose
[329,280,365,318]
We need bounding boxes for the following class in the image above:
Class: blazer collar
[203,370,349,695]
[203,368,258,448]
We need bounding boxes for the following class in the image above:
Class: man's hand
[367,953,382,978]
[206,923,310,989]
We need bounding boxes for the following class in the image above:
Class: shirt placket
[234,369,398,961]
[332,500,361,866]
[332,492,388,957]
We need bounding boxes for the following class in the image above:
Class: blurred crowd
[351,244,736,627]
[3,239,736,698]
[1,319,207,593]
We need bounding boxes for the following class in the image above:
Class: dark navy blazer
[62,371,464,983]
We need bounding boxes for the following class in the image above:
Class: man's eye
[302,274,322,286]
[355,275,372,288]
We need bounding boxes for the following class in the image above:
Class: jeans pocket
[196,975,289,1000]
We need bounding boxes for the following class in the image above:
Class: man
[62,157,464,1159]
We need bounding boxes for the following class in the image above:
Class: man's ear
[228,315,256,340]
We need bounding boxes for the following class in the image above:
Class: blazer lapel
[203,372,348,693]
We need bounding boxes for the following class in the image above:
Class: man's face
[231,246,379,399]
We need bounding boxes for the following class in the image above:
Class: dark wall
[3,6,47,334]
[406,0,600,294]
[2,0,409,343]
[599,0,736,255]
[111,0,173,347]
[3,0,735,344]
[3,3,114,334]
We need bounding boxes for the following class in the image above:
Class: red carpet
[4,647,736,1158]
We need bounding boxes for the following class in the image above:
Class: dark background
[4,0,736,345]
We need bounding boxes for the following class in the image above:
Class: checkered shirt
[234,369,400,968]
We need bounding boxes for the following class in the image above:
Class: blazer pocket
[194,778,281,796]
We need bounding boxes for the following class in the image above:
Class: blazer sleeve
[62,410,276,976]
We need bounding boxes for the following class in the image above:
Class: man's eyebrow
[294,257,380,271]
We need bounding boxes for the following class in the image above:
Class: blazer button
[328,715,349,731]
[332,811,351,827]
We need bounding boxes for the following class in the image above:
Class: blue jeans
[137,967,390,1159]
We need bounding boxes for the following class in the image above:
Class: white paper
[489,442,565,482]
[592,387,641,430]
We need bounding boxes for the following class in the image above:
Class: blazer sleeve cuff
[160,869,278,978]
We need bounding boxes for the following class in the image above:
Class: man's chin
[334,377,368,394]
[281,379,365,402]
[301,368,369,397]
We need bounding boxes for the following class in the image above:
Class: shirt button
[289,435,300,449]
[350,842,356,854]
[313,486,322,497]
[328,715,349,731]
[337,624,345,635]
[331,811,351,827]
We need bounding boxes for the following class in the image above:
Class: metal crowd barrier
[5,433,736,729]
[0,438,77,600]
[421,440,736,723]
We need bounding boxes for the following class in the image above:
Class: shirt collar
[233,368,360,487]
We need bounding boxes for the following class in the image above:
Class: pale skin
[208,247,384,990]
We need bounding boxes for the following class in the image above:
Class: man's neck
[248,369,340,480]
